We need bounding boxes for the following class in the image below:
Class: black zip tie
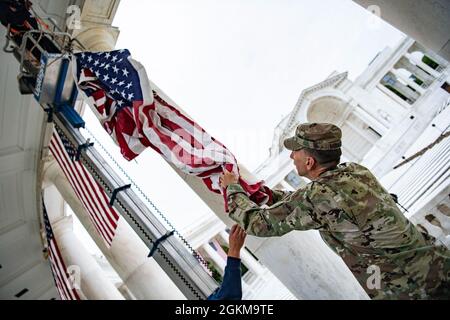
[390,193,409,213]
[44,106,54,123]
[75,140,94,161]
[397,202,409,213]
[109,184,131,206]
[148,230,175,258]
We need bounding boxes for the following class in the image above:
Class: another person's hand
[219,169,239,189]
[228,224,247,259]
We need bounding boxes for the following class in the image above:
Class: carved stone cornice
[284,72,348,135]
[268,72,348,156]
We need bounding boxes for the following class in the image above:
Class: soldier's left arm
[269,189,294,204]
[226,183,324,237]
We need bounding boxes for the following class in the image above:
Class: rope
[393,125,450,169]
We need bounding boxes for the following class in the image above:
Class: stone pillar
[218,231,264,277]
[74,27,118,52]
[391,69,426,95]
[69,0,121,52]
[381,73,420,103]
[404,53,442,78]
[112,218,186,300]
[51,215,124,300]
[396,57,435,87]
[202,243,226,275]
[43,158,186,300]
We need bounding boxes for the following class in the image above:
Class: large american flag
[49,127,120,246]
[73,49,272,210]
[42,201,81,300]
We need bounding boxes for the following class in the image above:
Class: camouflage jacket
[226,162,450,299]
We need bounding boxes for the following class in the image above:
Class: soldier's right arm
[225,184,324,237]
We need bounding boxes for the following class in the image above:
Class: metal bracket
[43,105,55,123]
[148,230,175,258]
[75,139,94,161]
[109,184,131,206]
[59,104,85,128]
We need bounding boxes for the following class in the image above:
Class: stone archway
[306,96,348,125]
[305,95,381,163]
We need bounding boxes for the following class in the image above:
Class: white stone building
[255,36,450,247]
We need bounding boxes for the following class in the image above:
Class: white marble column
[202,243,226,275]
[391,69,426,94]
[111,218,186,300]
[67,0,121,52]
[73,27,119,52]
[43,158,186,300]
[404,53,442,78]
[218,231,264,277]
[397,57,435,86]
[51,215,124,300]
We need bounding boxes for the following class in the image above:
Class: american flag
[42,200,81,300]
[73,49,272,210]
[49,127,120,247]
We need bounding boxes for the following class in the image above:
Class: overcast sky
[79,0,405,233]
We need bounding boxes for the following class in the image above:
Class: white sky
[81,0,405,232]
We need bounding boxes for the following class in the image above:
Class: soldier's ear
[307,157,318,170]
[305,155,315,170]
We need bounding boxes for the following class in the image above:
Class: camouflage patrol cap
[283,123,342,151]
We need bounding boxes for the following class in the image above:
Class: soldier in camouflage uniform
[220,123,450,299]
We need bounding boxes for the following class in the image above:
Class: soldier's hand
[228,224,247,258]
[219,169,239,189]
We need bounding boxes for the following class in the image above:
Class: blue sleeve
[207,257,242,300]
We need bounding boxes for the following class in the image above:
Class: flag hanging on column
[72,49,272,211]
[49,127,120,247]
[42,200,81,300]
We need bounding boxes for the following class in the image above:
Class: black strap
[75,140,94,161]
[148,230,175,258]
[44,106,54,123]
[390,193,409,212]
[109,184,131,206]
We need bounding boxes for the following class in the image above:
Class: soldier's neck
[309,166,335,180]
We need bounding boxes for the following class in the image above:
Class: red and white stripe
[47,235,81,300]
[49,130,120,247]
[133,95,237,192]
